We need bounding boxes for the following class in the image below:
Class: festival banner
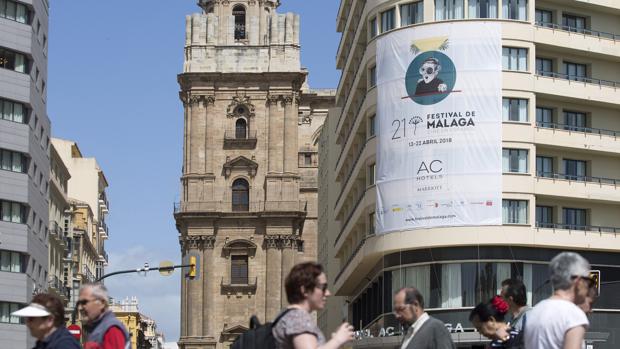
[376,22,502,234]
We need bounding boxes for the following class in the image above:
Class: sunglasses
[572,275,595,289]
[317,283,328,293]
[419,66,436,75]
[76,298,98,307]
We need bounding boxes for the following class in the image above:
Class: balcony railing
[535,71,620,88]
[82,264,95,282]
[335,137,373,209]
[221,276,257,294]
[536,172,620,186]
[334,187,368,247]
[174,200,308,214]
[535,21,620,41]
[335,232,375,284]
[99,220,109,237]
[536,122,620,137]
[536,222,620,234]
[47,275,69,299]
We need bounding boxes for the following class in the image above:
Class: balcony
[48,221,66,246]
[220,276,257,294]
[535,21,620,41]
[533,72,620,106]
[174,200,308,214]
[98,220,109,239]
[99,193,109,213]
[335,232,375,285]
[82,264,95,283]
[536,223,620,235]
[47,275,69,300]
[534,172,620,203]
[534,122,620,154]
[223,130,257,149]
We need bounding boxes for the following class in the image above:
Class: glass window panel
[11,202,21,223]
[10,252,19,272]
[0,0,6,18]
[12,102,22,123]
[9,303,19,323]
[14,53,24,73]
[15,3,25,23]
[0,251,9,271]
[0,303,9,323]
[3,101,12,120]
[518,49,527,71]
[380,8,395,32]
[5,1,15,20]
[1,150,10,170]
[1,201,10,221]
[435,0,445,20]
[442,263,462,307]
[11,152,21,172]
[370,17,377,38]
[503,199,528,224]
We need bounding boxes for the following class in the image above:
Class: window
[563,208,586,229]
[503,149,528,173]
[564,111,586,131]
[0,200,26,223]
[536,156,553,177]
[235,118,247,139]
[0,98,26,123]
[304,153,312,166]
[369,212,375,234]
[401,2,423,26]
[536,206,553,228]
[502,47,527,71]
[503,0,527,20]
[563,159,586,180]
[369,17,377,38]
[503,199,528,224]
[0,302,21,324]
[380,8,395,33]
[368,163,376,185]
[536,107,552,127]
[369,66,377,88]
[535,9,552,26]
[231,255,248,284]
[0,47,28,73]
[231,178,249,212]
[535,58,553,76]
[564,62,586,81]
[562,14,586,32]
[233,5,246,40]
[502,98,528,122]
[0,149,27,173]
[0,0,30,24]
[469,0,498,19]
[435,0,464,20]
[0,250,24,273]
[369,114,376,137]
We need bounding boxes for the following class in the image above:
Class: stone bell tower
[174,1,333,348]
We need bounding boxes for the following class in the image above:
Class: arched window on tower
[235,118,247,139]
[233,5,246,40]
[232,178,249,211]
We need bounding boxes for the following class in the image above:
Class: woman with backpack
[272,262,354,349]
[469,296,524,348]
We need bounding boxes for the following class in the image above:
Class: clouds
[105,245,181,342]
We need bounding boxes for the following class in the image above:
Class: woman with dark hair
[272,262,354,349]
[469,296,522,348]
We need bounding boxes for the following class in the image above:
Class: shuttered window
[231,255,248,285]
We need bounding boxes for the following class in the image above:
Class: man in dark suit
[394,287,455,349]
[415,57,448,96]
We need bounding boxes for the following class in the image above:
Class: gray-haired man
[78,283,130,349]
[524,252,593,349]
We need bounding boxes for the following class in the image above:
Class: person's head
[285,262,330,311]
[12,293,66,340]
[393,287,425,326]
[469,296,510,340]
[500,278,527,311]
[78,283,109,324]
[419,57,441,83]
[549,252,592,304]
[578,286,597,315]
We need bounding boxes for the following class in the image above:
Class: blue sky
[48,0,340,342]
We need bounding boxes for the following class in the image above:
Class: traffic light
[590,270,601,295]
[188,256,197,279]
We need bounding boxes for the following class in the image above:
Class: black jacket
[33,326,81,349]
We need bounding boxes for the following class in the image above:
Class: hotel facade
[320,0,620,348]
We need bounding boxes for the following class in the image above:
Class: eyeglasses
[317,283,328,293]
[572,275,595,289]
[77,298,98,307]
[419,66,436,75]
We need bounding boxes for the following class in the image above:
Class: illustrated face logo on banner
[375,23,503,234]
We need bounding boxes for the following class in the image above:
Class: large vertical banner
[376,22,502,234]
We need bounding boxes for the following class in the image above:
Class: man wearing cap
[79,283,130,349]
[524,252,594,349]
[12,293,81,349]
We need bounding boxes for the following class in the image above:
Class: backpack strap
[271,308,294,328]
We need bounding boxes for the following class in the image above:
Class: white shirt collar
[401,312,430,349]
